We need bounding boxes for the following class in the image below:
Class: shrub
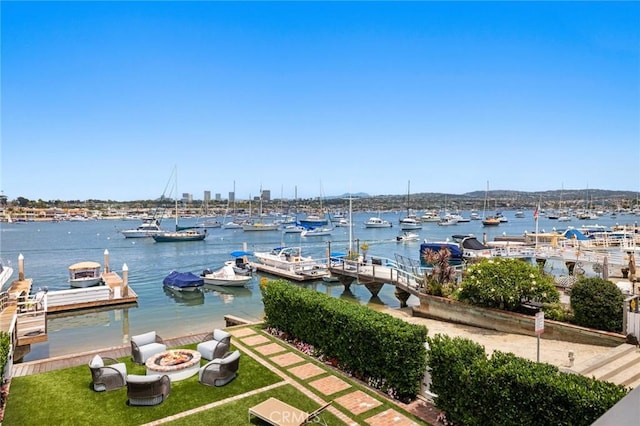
[456,258,559,311]
[261,279,427,401]
[426,334,628,426]
[0,332,9,378]
[570,277,624,332]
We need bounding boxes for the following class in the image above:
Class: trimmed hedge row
[0,332,9,378]
[427,334,628,426]
[261,280,428,401]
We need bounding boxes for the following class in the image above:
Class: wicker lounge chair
[126,374,171,406]
[130,331,167,364]
[198,350,240,387]
[88,354,127,392]
[248,397,331,426]
[196,329,231,361]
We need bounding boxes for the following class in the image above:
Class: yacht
[364,216,392,228]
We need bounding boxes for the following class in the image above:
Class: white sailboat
[223,181,243,229]
[399,180,422,231]
[153,166,207,242]
[242,185,278,231]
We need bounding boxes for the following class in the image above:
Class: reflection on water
[203,284,253,304]
[162,286,205,306]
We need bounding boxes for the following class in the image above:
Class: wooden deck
[249,262,329,281]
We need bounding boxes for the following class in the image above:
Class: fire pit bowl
[145,349,201,381]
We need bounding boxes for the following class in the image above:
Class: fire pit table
[145,349,201,382]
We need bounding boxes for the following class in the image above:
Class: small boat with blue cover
[162,270,205,292]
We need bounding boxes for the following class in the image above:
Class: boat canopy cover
[420,242,463,260]
[563,229,589,240]
[460,236,490,251]
[230,251,252,257]
[163,271,204,288]
[69,261,101,270]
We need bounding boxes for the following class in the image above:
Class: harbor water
[1,210,635,361]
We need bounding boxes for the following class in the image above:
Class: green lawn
[4,331,429,425]
[3,344,286,425]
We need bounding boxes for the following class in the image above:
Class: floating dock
[249,261,328,281]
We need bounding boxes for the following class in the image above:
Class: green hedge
[261,280,427,401]
[427,334,628,426]
[0,331,9,378]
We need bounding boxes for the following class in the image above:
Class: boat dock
[0,254,138,361]
[249,261,327,281]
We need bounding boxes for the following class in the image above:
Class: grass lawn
[3,343,287,425]
[4,328,430,425]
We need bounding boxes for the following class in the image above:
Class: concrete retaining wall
[413,294,625,347]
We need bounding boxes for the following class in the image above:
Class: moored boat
[252,246,329,279]
[68,261,103,288]
[162,270,204,292]
[0,258,14,292]
[201,265,253,287]
[153,229,207,242]
[364,216,392,228]
[120,218,164,238]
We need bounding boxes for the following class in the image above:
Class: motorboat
[396,232,419,242]
[120,218,164,238]
[242,221,279,231]
[481,216,501,227]
[0,258,14,292]
[227,251,256,276]
[68,261,103,288]
[253,246,329,278]
[301,225,334,237]
[437,216,458,226]
[399,216,422,230]
[162,270,205,292]
[364,216,392,228]
[202,265,253,287]
[334,218,352,227]
[282,224,305,234]
[153,229,207,242]
[298,214,329,227]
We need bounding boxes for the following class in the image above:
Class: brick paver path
[269,351,304,367]
[335,389,382,415]
[229,328,256,338]
[365,408,420,426]
[309,375,352,396]
[288,363,326,380]
[239,334,270,346]
[253,342,287,356]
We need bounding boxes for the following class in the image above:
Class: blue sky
[2,1,639,201]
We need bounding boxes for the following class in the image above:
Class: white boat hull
[203,276,252,287]
[69,277,103,288]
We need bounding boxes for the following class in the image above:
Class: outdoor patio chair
[248,397,331,426]
[198,350,240,387]
[126,374,171,406]
[130,331,167,364]
[196,328,231,361]
[88,354,127,392]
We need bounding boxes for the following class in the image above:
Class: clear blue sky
[2,1,639,201]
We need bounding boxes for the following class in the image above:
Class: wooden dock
[249,261,329,281]
[45,271,137,313]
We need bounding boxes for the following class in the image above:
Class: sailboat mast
[174,166,179,230]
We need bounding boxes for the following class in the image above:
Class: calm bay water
[0,210,634,361]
